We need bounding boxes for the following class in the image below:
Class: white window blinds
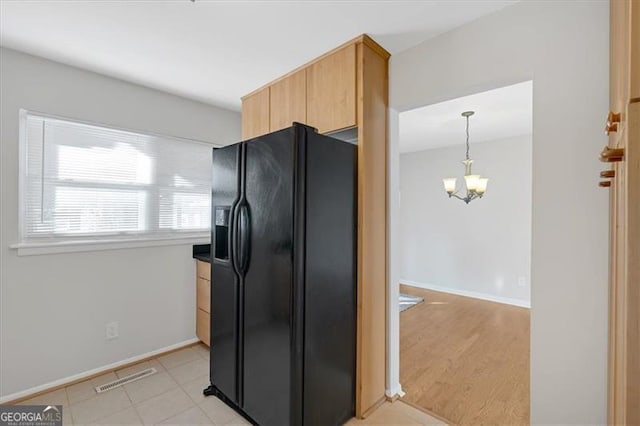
[20,112,213,242]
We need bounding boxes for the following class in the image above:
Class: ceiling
[399,80,533,153]
[0,0,517,111]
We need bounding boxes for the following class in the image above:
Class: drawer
[196,260,211,281]
[197,277,210,314]
[196,308,210,347]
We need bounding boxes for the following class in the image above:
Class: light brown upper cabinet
[240,35,390,419]
[269,69,307,132]
[241,87,270,139]
[306,44,357,133]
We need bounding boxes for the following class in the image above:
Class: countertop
[192,244,211,263]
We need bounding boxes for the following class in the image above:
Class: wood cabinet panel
[196,308,210,347]
[195,260,211,346]
[608,1,640,424]
[196,260,210,281]
[306,44,357,133]
[355,42,388,417]
[610,0,630,125]
[625,102,640,426]
[632,0,640,100]
[197,276,210,314]
[270,69,306,132]
[242,87,270,139]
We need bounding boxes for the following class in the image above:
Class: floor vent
[95,367,157,393]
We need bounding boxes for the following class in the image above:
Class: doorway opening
[396,81,533,425]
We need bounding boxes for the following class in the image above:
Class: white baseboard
[385,383,405,399]
[400,279,530,308]
[0,337,200,404]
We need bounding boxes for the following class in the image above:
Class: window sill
[9,235,210,256]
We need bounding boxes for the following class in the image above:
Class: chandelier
[442,111,488,204]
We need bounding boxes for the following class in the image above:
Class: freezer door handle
[231,202,241,276]
[237,203,250,274]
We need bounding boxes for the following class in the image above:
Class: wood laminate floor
[400,286,529,425]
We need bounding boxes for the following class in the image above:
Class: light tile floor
[17,344,248,425]
[346,401,446,426]
[15,343,444,425]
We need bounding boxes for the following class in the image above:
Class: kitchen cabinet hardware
[599,146,625,162]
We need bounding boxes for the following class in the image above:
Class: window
[19,111,214,245]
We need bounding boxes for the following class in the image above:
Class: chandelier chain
[465,114,470,160]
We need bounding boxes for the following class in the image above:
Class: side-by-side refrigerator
[204,123,356,426]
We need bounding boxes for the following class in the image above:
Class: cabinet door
[197,277,210,313]
[196,309,210,346]
[241,87,270,139]
[632,1,640,101]
[307,44,357,133]
[608,1,640,424]
[624,102,640,426]
[270,70,306,132]
[196,260,210,281]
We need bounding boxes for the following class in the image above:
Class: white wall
[399,135,532,306]
[388,1,609,424]
[0,47,241,399]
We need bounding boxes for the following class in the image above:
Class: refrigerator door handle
[237,203,250,274]
[231,202,242,276]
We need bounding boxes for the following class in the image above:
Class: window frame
[13,109,219,255]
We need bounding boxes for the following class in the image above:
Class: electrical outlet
[518,276,527,287]
[106,321,119,340]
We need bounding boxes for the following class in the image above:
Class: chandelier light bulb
[443,178,457,194]
[464,174,480,192]
[476,178,489,195]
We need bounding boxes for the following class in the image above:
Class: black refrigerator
[204,123,356,426]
